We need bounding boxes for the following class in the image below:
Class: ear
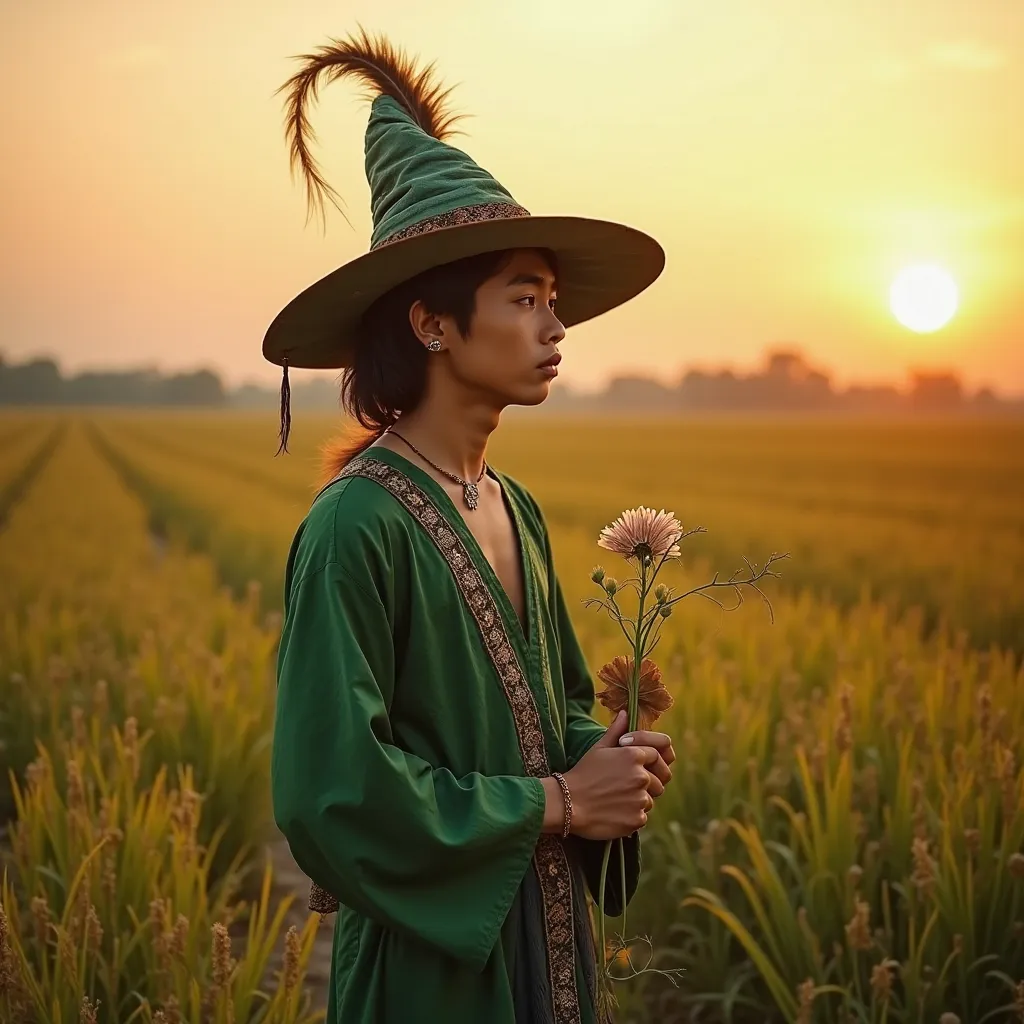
[408,299,446,347]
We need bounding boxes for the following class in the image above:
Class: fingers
[620,730,676,765]
[632,745,672,787]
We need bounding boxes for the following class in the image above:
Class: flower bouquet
[584,506,788,1013]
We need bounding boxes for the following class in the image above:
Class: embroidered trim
[371,202,530,249]
[304,456,581,1024]
[308,880,338,915]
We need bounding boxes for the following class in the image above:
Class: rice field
[1,409,1022,1023]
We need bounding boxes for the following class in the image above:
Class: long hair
[318,246,557,488]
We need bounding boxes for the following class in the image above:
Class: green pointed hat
[262,29,665,371]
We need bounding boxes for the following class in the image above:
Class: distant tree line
[0,356,225,406]
[1,348,1020,413]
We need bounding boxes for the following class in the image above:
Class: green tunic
[271,447,641,1023]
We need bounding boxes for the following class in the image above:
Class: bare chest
[457,492,527,635]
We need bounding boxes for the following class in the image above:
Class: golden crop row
[0,415,62,522]
[91,409,1024,655]
[0,423,324,1022]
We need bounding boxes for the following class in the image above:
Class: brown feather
[275,25,468,231]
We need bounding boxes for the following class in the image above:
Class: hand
[618,726,675,798]
[560,711,666,840]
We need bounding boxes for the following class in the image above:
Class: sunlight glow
[889,264,959,333]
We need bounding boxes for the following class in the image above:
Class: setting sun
[889,264,959,333]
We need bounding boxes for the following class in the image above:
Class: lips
[538,352,562,368]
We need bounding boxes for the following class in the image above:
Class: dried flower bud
[31,895,52,946]
[654,584,669,602]
[85,903,103,951]
[122,716,140,783]
[211,921,235,988]
[1,898,12,951]
[795,979,815,1024]
[870,960,896,1002]
[57,928,77,983]
[25,755,48,790]
[1008,852,1024,880]
[170,914,189,962]
[66,759,86,814]
[659,604,672,618]
[150,897,171,971]
[844,899,871,951]
[590,566,605,584]
[283,924,301,992]
[603,577,618,595]
[911,837,937,896]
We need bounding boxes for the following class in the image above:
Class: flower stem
[597,836,612,1001]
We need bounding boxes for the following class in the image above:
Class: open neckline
[356,445,534,652]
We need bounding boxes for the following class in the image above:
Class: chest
[457,496,527,635]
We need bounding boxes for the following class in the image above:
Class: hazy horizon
[3,1,1021,394]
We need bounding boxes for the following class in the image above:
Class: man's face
[439,248,565,407]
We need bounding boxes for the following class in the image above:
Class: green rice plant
[587,581,1024,1022]
[0,718,323,1024]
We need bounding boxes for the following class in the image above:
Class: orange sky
[2,0,1022,394]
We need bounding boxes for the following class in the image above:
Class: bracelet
[551,772,573,839]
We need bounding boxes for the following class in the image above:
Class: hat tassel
[275,356,291,456]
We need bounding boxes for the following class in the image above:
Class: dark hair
[318,245,557,485]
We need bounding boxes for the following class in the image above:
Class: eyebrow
[506,272,557,290]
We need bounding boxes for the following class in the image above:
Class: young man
[267,29,676,1024]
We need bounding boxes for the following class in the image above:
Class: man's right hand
[560,711,671,840]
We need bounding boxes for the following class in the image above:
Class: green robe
[271,447,641,1023]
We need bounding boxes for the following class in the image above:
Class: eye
[516,295,557,310]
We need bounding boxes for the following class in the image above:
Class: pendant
[463,482,480,510]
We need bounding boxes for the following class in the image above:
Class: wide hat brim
[262,214,665,370]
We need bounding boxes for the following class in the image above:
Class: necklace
[386,428,487,510]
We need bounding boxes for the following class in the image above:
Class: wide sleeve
[550,569,643,918]
[271,559,546,973]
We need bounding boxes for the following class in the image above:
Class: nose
[546,308,566,345]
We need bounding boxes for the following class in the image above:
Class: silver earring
[426,338,442,352]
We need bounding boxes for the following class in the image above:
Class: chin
[508,382,552,408]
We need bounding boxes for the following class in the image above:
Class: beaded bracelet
[551,772,573,839]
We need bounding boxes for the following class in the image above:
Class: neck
[391,378,501,481]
